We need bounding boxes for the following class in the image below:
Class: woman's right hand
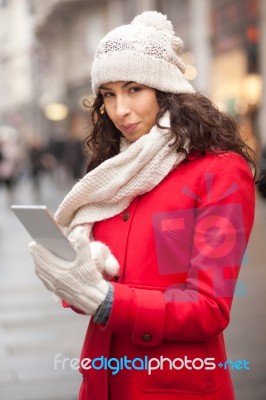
[89,240,120,280]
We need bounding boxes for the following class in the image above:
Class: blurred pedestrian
[29,11,258,400]
[27,136,47,191]
[46,128,68,184]
[63,137,86,180]
[0,137,21,194]
[257,146,266,198]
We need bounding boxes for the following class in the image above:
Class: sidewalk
[0,174,88,400]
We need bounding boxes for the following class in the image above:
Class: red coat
[68,151,255,400]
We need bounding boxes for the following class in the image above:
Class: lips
[121,123,139,133]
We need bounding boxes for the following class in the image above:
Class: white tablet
[11,205,76,261]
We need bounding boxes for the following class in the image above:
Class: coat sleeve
[101,153,255,346]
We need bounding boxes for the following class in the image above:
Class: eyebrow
[99,81,134,91]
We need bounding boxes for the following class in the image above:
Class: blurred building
[210,0,260,107]
[0,0,34,134]
[259,0,266,148]
[209,0,261,153]
[0,0,211,143]
[0,0,264,151]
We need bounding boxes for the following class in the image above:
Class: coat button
[123,211,130,221]
[142,334,152,342]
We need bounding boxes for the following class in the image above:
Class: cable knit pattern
[55,112,188,237]
[91,11,195,95]
[29,226,110,315]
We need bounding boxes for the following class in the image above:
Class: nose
[115,95,130,118]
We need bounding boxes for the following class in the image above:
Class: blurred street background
[0,0,266,399]
[0,173,88,400]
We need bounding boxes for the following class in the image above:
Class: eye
[101,91,114,98]
[129,85,142,94]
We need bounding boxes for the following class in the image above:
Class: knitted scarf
[55,112,188,238]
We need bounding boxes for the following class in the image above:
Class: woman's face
[99,81,160,142]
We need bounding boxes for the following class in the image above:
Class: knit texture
[55,112,188,238]
[29,226,110,315]
[91,11,195,95]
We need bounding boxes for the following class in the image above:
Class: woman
[29,11,257,400]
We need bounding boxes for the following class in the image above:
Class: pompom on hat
[91,11,195,95]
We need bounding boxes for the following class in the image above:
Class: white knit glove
[28,226,118,315]
[89,240,120,280]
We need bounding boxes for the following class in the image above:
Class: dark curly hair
[83,91,258,180]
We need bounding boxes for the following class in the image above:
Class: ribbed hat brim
[91,52,195,95]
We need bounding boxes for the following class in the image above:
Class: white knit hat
[91,11,195,95]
